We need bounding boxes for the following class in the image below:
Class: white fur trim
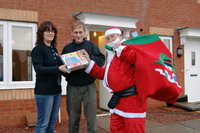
[106,50,115,64]
[121,39,126,43]
[110,108,146,118]
[85,60,95,73]
[103,63,113,92]
[115,45,126,57]
[105,28,121,37]
[115,38,126,57]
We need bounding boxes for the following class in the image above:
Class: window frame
[0,21,37,89]
[159,36,173,54]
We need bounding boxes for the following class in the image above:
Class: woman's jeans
[34,93,61,133]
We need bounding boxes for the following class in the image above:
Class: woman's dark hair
[35,21,58,47]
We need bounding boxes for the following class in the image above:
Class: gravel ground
[146,106,200,124]
[1,106,200,133]
[0,119,109,133]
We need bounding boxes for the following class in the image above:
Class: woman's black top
[31,44,62,95]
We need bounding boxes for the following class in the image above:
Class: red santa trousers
[110,113,145,133]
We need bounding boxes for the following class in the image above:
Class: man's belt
[108,86,137,109]
[114,86,137,98]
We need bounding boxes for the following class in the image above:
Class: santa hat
[104,27,121,37]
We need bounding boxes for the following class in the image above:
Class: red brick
[25,107,36,110]
[12,107,24,111]
[1,108,12,112]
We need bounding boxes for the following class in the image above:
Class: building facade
[0,0,200,126]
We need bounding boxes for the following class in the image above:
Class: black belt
[114,86,137,98]
[108,86,137,109]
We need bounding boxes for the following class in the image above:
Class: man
[61,21,105,133]
[83,27,147,133]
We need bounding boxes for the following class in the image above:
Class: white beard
[105,38,120,64]
[105,38,126,64]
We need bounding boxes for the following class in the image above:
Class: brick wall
[0,99,36,126]
[0,96,87,126]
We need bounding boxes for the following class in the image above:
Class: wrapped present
[60,50,89,72]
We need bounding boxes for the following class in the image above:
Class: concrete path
[97,114,200,133]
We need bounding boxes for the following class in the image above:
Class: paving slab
[146,120,164,128]
[97,113,200,133]
[179,119,200,131]
[146,123,200,133]
[176,101,200,111]
[97,114,110,132]
[97,115,165,132]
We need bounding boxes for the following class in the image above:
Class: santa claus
[83,27,147,133]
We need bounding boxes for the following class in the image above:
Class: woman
[31,21,68,133]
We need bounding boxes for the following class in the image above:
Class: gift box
[60,50,89,72]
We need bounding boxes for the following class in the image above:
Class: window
[0,21,37,89]
[159,36,173,54]
[191,51,195,66]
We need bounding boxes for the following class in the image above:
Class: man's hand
[80,49,91,62]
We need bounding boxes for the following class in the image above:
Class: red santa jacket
[85,46,147,118]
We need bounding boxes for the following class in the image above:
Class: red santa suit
[86,27,182,133]
[85,36,147,133]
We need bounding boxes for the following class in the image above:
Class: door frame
[178,27,200,102]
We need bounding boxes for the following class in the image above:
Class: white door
[185,37,200,102]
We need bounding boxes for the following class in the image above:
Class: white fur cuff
[85,60,95,73]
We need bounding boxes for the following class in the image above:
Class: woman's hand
[59,64,70,73]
